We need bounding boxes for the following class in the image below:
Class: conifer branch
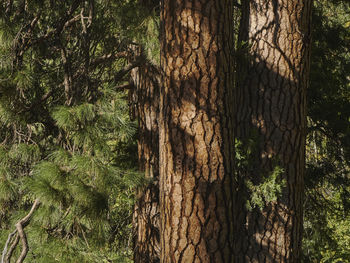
[12,4,81,58]
[114,83,134,91]
[114,57,145,82]
[60,47,74,106]
[4,234,19,263]
[4,0,13,15]
[29,14,80,46]
[89,51,130,67]
[64,15,81,29]
[1,199,40,263]
[1,230,17,263]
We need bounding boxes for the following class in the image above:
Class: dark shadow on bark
[159,21,305,262]
[130,54,161,263]
[162,62,301,262]
[146,0,310,260]
[231,0,310,260]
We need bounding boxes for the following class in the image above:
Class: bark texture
[159,0,235,262]
[234,0,312,262]
[131,54,161,263]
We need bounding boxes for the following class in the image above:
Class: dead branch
[114,57,145,82]
[4,234,19,263]
[1,230,16,263]
[89,51,130,67]
[114,83,134,91]
[1,199,40,263]
[64,15,81,29]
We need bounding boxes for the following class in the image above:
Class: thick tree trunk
[131,57,161,263]
[159,0,235,262]
[234,0,312,262]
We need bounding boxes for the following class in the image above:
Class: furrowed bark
[234,0,312,262]
[131,48,161,262]
[159,0,235,262]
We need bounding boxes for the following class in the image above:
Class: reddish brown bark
[159,0,235,262]
[233,0,312,262]
[131,55,161,262]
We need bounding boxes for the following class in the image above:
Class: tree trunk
[159,0,235,262]
[131,54,161,263]
[234,0,312,262]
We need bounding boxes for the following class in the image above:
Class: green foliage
[245,166,285,211]
[303,181,350,262]
[9,143,41,163]
[302,0,350,261]
[0,0,348,261]
[0,0,150,261]
[235,138,286,211]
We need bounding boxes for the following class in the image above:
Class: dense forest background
[0,0,349,262]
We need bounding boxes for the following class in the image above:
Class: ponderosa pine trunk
[234,0,312,262]
[130,55,161,262]
[159,0,235,262]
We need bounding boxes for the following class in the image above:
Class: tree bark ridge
[234,0,312,261]
[131,48,161,262]
[159,0,235,262]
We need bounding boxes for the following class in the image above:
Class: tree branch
[1,199,40,263]
[4,234,19,263]
[64,15,81,29]
[89,51,130,67]
[1,230,17,263]
[114,57,145,82]
[114,83,134,91]
[14,1,82,55]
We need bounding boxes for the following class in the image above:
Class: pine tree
[130,47,161,263]
[159,0,235,261]
[233,0,312,261]
[123,2,162,261]
[303,0,350,261]
[0,1,145,262]
[0,1,348,262]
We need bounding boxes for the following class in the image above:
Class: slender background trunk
[234,0,312,261]
[159,0,235,262]
[130,51,161,262]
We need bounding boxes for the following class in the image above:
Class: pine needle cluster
[0,0,154,261]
